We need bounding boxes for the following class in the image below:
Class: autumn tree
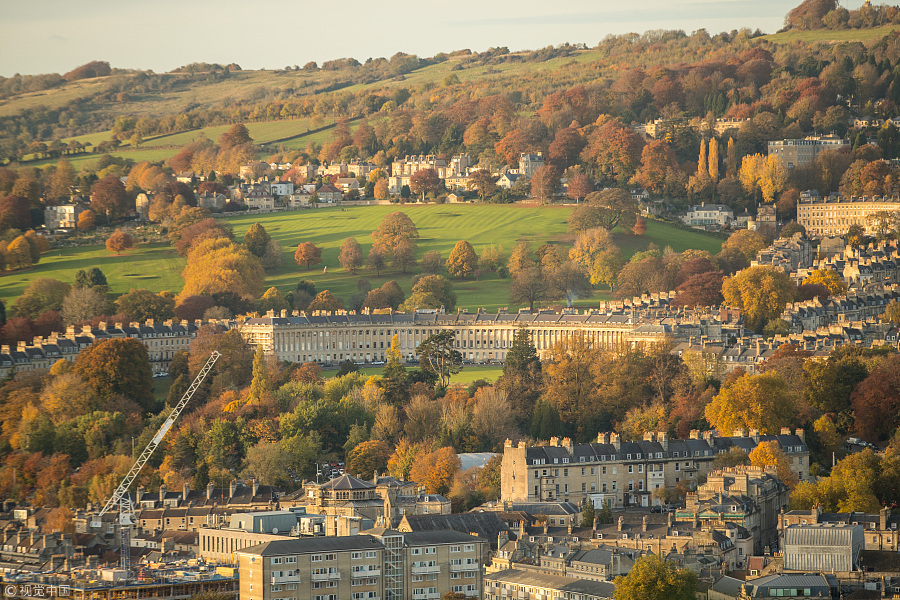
[366,247,387,275]
[339,237,363,273]
[422,250,444,275]
[400,275,456,312]
[307,290,344,313]
[218,123,253,149]
[636,139,678,194]
[77,210,96,230]
[374,179,390,200]
[749,440,799,489]
[74,337,155,412]
[243,223,271,259]
[409,446,461,495]
[542,331,602,432]
[61,286,110,326]
[566,171,594,202]
[510,267,550,311]
[410,168,442,201]
[468,170,499,201]
[802,269,847,295]
[90,176,128,224]
[672,271,725,308]
[346,440,392,479]
[567,188,639,232]
[721,266,795,332]
[179,238,265,301]
[851,354,900,441]
[371,211,419,256]
[705,371,794,435]
[294,242,323,270]
[721,229,768,263]
[105,229,134,255]
[614,555,697,600]
[582,116,644,185]
[393,239,417,274]
[530,165,560,203]
[446,240,478,278]
[116,289,176,322]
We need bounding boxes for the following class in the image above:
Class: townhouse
[500,430,809,508]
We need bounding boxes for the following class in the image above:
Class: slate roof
[319,474,375,491]
[485,569,616,599]
[399,512,509,549]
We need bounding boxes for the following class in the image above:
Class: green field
[0,242,186,306]
[0,205,723,311]
[325,364,503,385]
[758,24,900,45]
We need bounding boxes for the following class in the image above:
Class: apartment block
[236,529,485,600]
[501,430,809,508]
[768,136,849,170]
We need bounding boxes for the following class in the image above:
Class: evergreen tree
[530,399,563,440]
[501,327,544,426]
[380,336,409,405]
[581,499,595,527]
[247,345,271,403]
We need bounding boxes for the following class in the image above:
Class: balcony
[271,575,301,584]
[311,572,342,581]
[412,594,440,600]
[411,565,441,575]
[352,568,381,578]
[450,564,477,572]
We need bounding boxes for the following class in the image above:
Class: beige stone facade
[798,193,900,238]
[237,309,672,366]
[501,430,809,508]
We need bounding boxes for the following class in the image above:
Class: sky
[0,0,872,77]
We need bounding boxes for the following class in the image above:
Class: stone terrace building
[797,191,900,238]
[501,430,809,508]
[236,303,735,365]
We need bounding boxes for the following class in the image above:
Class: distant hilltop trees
[785,0,900,31]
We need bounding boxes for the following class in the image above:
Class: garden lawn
[0,204,724,312]
[324,364,503,384]
[0,242,185,306]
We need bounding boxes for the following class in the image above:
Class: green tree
[417,331,463,388]
[581,500,595,527]
[567,188,639,232]
[446,240,478,278]
[381,336,410,405]
[243,223,271,259]
[614,555,697,600]
[74,267,108,294]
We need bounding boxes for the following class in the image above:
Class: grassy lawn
[324,364,503,384]
[0,205,723,311]
[758,25,900,44]
[0,242,186,306]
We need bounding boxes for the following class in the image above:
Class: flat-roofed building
[484,569,615,600]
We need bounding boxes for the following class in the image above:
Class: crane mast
[92,351,221,574]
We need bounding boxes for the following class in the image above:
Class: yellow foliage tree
[749,440,798,489]
[802,269,847,295]
[721,266,796,332]
[704,371,794,435]
[409,446,461,495]
[178,238,265,302]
